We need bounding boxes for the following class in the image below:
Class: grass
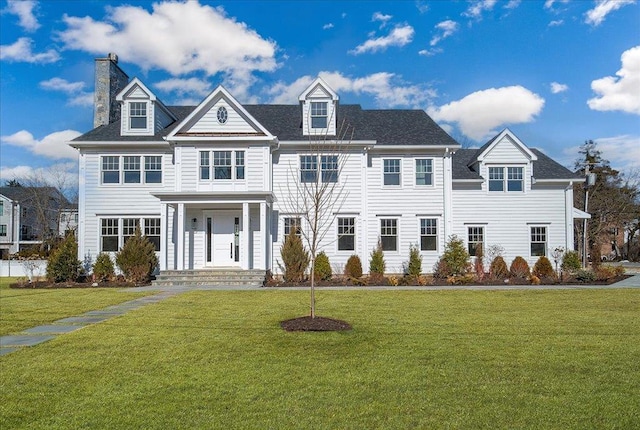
[1,288,639,429]
[0,277,151,336]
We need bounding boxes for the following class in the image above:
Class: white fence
[0,259,47,278]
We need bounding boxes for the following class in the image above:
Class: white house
[70,54,586,282]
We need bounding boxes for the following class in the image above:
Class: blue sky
[1,0,639,188]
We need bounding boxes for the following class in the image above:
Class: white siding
[188,100,257,134]
[481,135,530,164]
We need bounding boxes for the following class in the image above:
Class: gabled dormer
[298,77,339,136]
[116,78,176,137]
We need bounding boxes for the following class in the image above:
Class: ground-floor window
[284,217,301,237]
[420,218,437,251]
[380,218,398,251]
[145,218,161,251]
[337,217,355,251]
[101,218,119,252]
[0,224,6,237]
[467,226,484,256]
[100,217,160,252]
[530,226,547,256]
[123,218,139,244]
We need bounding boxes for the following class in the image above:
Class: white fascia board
[452,179,484,183]
[367,144,460,152]
[477,128,537,162]
[167,135,278,144]
[277,140,375,148]
[115,77,156,101]
[534,178,578,183]
[151,191,275,204]
[69,141,170,149]
[573,207,591,219]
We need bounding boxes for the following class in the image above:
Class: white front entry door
[204,211,240,267]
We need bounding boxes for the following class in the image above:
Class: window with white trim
[101,217,161,252]
[129,102,147,129]
[199,150,245,181]
[488,167,504,191]
[200,151,210,180]
[145,156,162,183]
[284,217,301,237]
[122,218,139,245]
[214,151,232,179]
[488,166,524,192]
[101,155,162,185]
[338,217,355,251]
[415,159,433,186]
[507,167,524,191]
[0,224,6,237]
[467,226,484,256]
[383,159,401,186]
[321,155,338,183]
[420,218,437,251]
[102,156,120,184]
[300,155,318,183]
[530,226,547,257]
[101,218,119,252]
[145,218,161,251]
[0,201,3,216]
[235,151,245,180]
[310,102,327,128]
[123,156,141,183]
[380,218,398,251]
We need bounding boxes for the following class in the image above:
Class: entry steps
[152,269,266,288]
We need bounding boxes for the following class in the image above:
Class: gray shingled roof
[74,104,459,147]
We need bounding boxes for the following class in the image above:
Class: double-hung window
[284,217,301,237]
[145,218,161,251]
[0,225,6,237]
[101,218,119,252]
[507,167,524,191]
[321,155,338,183]
[102,156,120,184]
[235,151,245,180]
[338,217,355,251]
[123,156,141,183]
[415,159,433,186]
[531,226,547,257]
[420,218,437,251]
[129,102,147,129]
[489,166,524,192]
[468,226,484,256]
[300,155,318,183]
[488,167,504,191]
[383,159,401,186]
[214,151,232,179]
[145,156,162,183]
[0,201,3,216]
[200,152,210,180]
[122,218,139,244]
[380,218,398,251]
[200,150,245,181]
[310,102,328,128]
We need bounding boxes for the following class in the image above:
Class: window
[0,225,6,237]
[145,156,162,183]
[284,217,301,237]
[380,219,398,251]
[102,156,120,184]
[235,151,245,180]
[321,155,338,183]
[123,156,141,183]
[488,167,504,191]
[200,151,210,180]
[531,226,547,256]
[383,159,401,186]
[416,159,433,186]
[20,225,29,240]
[468,226,484,256]
[420,218,437,251]
[338,217,355,251]
[21,207,27,218]
[507,167,524,191]
[122,218,139,244]
[300,155,317,183]
[129,102,147,129]
[101,218,119,252]
[216,106,228,124]
[310,102,327,128]
[214,151,232,179]
[0,201,3,216]
[145,218,161,251]
[489,166,524,192]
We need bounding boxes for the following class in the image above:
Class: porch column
[259,202,267,270]
[243,202,250,269]
[177,203,185,270]
[160,203,168,271]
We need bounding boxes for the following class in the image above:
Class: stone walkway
[2,275,638,356]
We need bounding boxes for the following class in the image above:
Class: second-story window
[383,159,401,186]
[416,159,433,186]
[200,152,210,180]
[300,155,318,183]
[235,151,245,180]
[102,156,120,184]
[200,150,245,181]
[123,156,141,183]
[144,156,162,183]
[214,151,232,179]
[489,166,524,192]
[310,102,328,128]
[321,155,338,183]
[129,102,147,129]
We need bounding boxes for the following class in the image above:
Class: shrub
[446,274,475,285]
[388,275,399,286]
[489,256,509,280]
[509,256,530,279]
[46,233,81,283]
[433,235,470,278]
[530,275,541,285]
[561,250,582,272]
[344,255,363,278]
[93,253,115,282]
[406,243,422,277]
[369,241,386,278]
[595,264,622,281]
[313,251,332,281]
[473,243,485,281]
[575,269,596,283]
[278,228,309,283]
[532,256,555,279]
[115,226,159,284]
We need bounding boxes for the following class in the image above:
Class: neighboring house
[59,205,79,237]
[70,54,586,275]
[0,186,71,258]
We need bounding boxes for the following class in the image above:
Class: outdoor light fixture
[191,218,197,230]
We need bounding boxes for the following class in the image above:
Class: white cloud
[154,77,212,99]
[563,135,640,173]
[4,0,40,32]
[1,130,81,160]
[372,12,392,26]
[39,77,93,107]
[416,1,429,14]
[430,20,459,47]
[463,0,498,19]
[505,0,522,10]
[323,23,334,30]
[57,1,277,93]
[419,48,443,56]
[0,37,59,63]
[427,86,545,141]
[0,162,79,190]
[544,0,569,10]
[587,45,640,115]
[548,19,564,27]
[266,72,436,108]
[585,0,636,26]
[550,82,569,94]
[350,24,414,55]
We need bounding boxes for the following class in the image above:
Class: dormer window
[129,102,147,129]
[489,166,524,192]
[217,106,228,124]
[311,102,328,128]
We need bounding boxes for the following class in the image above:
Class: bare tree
[279,119,354,318]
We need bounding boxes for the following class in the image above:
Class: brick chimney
[93,53,129,128]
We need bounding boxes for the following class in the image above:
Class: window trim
[101,155,163,185]
[284,217,302,238]
[199,150,246,182]
[415,159,434,187]
[530,226,547,257]
[419,218,438,251]
[337,217,355,251]
[488,166,525,193]
[380,218,398,252]
[0,224,7,237]
[100,217,161,253]
[467,226,485,257]
[129,101,147,130]
[383,159,401,187]
[300,155,318,183]
[310,101,328,129]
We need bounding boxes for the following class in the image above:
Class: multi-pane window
[300,155,318,183]
[102,156,120,184]
[310,102,328,128]
[214,151,232,179]
[420,218,437,251]
[129,102,147,129]
[321,155,338,183]
[123,156,141,183]
[507,167,524,191]
[488,167,504,191]
[145,218,161,251]
[0,200,3,216]
[383,159,401,186]
[101,218,119,252]
[145,156,162,183]
[489,167,524,192]
[416,159,433,186]
[0,224,6,237]
[235,151,245,180]
[284,217,301,237]
[122,218,139,244]
[380,219,398,251]
[468,226,484,256]
[531,226,547,257]
[338,217,355,251]
[200,151,210,180]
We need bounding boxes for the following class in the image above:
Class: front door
[204,211,241,267]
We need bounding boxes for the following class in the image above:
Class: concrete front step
[152,269,266,288]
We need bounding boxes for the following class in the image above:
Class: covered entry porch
[152,192,274,271]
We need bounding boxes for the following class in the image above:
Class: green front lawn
[1,289,639,429]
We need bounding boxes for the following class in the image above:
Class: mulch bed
[280,316,352,332]
[10,281,143,289]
